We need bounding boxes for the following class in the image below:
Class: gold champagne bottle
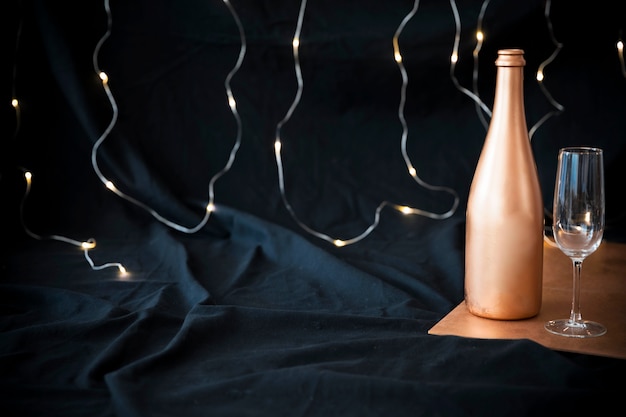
[464,49,544,320]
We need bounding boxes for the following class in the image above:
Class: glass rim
[559,146,603,154]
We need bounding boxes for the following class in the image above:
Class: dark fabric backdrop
[2,1,626,416]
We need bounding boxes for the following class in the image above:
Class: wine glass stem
[569,259,584,323]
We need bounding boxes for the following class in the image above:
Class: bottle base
[466,302,539,321]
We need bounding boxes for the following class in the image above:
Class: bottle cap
[495,49,526,67]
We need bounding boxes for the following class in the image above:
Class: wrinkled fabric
[2,1,626,416]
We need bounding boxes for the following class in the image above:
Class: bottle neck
[491,65,527,132]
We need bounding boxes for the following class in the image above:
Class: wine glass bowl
[544,147,606,338]
[553,216,603,258]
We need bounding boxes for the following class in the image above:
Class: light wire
[275,0,460,247]
[529,0,564,140]
[10,0,127,276]
[91,0,246,234]
[448,0,492,120]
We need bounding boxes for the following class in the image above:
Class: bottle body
[464,49,544,320]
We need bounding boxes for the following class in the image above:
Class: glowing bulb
[228,97,236,109]
[118,265,128,275]
[274,140,282,153]
[394,52,402,63]
[292,38,300,48]
[333,239,346,247]
[536,70,544,82]
[399,206,412,215]
[206,202,215,212]
[451,53,458,64]
[618,39,626,79]
[408,166,416,177]
[81,241,96,250]
[24,171,32,182]
[11,98,18,108]
[105,181,116,191]
[99,71,108,84]
[476,31,484,42]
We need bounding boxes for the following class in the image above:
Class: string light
[90,0,246,234]
[527,0,564,247]
[275,0,460,247]
[392,0,460,217]
[448,0,563,140]
[19,171,128,277]
[448,0,492,121]
[617,35,626,78]
[7,1,128,276]
[529,0,564,140]
[471,0,491,130]
[10,1,24,147]
[11,98,21,143]
[12,1,611,253]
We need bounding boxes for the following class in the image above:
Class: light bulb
[81,241,96,250]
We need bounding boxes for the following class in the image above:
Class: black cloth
[2,1,626,416]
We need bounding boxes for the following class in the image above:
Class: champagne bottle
[464,49,544,320]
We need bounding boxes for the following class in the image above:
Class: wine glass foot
[544,319,607,338]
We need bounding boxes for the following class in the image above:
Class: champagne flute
[545,147,606,338]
